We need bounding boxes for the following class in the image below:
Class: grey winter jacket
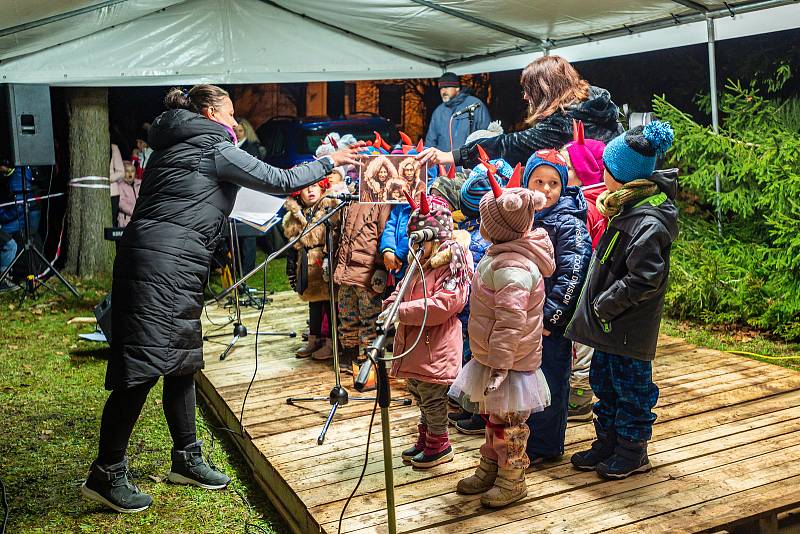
[425,91,490,152]
[565,170,680,361]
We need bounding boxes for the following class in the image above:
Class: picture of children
[359,155,427,203]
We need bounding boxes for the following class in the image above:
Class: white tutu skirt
[450,359,551,415]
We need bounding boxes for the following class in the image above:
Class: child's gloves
[322,257,330,282]
[484,368,509,396]
[376,307,399,332]
[371,268,388,294]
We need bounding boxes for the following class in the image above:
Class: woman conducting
[81,84,362,513]
[417,55,623,168]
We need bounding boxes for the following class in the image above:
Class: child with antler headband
[383,192,473,470]
[450,167,555,507]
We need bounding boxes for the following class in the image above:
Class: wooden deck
[197,291,800,534]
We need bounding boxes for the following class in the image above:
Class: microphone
[329,192,359,201]
[354,356,374,392]
[452,102,481,117]
[409,228,435,244]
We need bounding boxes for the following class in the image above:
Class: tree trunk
[64,87,114,277]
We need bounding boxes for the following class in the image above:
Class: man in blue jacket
[425,73,490,152]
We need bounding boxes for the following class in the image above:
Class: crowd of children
[282,119,677,507]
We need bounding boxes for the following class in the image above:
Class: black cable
[1,474,9,534]
[337,392,379,534]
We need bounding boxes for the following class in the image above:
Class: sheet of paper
[230,190,284,225]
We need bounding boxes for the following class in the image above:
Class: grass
[0,270,289,534]
[661,317,800,371]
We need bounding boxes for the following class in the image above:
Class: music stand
[203,216,296,361]
[0,166,79,301]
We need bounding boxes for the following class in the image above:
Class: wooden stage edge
[197,291,800,534]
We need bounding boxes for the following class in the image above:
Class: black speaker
[0,84,55,167]
[94,292,113,344]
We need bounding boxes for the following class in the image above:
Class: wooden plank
[379,439,800,534]
[309,390,800,526]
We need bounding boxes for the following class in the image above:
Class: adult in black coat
[82,84,363,514]
[418,56,623,168]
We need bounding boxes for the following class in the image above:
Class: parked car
[256,114,399,169]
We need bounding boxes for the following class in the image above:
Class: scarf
[596,179,659,219]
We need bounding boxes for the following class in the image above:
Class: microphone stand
[353,242,423,534]
[203,217,296,361]
[285,199,411,445]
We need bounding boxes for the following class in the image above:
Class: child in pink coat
[117,161,141,228]
[450,168,555,508]
[385,193,473,470]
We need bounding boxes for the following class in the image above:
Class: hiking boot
[448,409,473,426]
[401,424,427,464]
[301,329,309,342]
[480,467,527,508]
[339,346,358,375]
[296,335,322,358]
[310,338,333,360]
[166,440,231,489]
[447,396,461,409]
[0,279,19,293]
[567,386,594,422]
[457,456,498,495]
[411,431,453,469]
[81,457,153,513]
[571,420,616,471]
[524,453,563,473]
[455,414,486,435]
[596,437,652,479]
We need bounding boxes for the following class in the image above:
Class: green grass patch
[0,275,288,534]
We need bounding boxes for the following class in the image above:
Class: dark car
[256,114,399,169]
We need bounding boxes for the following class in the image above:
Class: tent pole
[707,14,723,234]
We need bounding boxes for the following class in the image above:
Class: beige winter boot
[310,338,333,360]
[456,456,498,495]
[480,467,527,508]
[296,335,322,358]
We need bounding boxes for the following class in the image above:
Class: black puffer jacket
[105,109,332,390]
[454,86,623,167]
[566,170,679,361]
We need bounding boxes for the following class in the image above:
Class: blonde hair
[236,118,260,143]
[520,56,590,125]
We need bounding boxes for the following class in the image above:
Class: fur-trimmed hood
[282,195,339,250]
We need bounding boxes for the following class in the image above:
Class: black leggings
[309,300,331,337]
[97,374,197,466]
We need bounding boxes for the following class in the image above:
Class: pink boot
[401,424,427,464]
[410,430,454,469]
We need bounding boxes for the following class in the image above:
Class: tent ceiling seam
[0,0,132,37]
[406,0,546,44]
[670,0,711,12]
[444,0,798,67]
[261,0,445,69]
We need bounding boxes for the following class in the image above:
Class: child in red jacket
[384,193,473,470]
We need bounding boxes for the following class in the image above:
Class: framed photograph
[358,154,427,204]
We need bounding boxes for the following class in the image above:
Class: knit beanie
[438,72,460,88]
[406,193,453,242]
[566,121,606,186]
[523,149,569,190]
[430,175,464,211]
[480,187,547,243]
[460,174,492,221]
[469,158,514,184]
[603,121,674,183]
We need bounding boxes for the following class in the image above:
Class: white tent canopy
[0,0,798,85]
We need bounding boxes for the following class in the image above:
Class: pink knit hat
[566,120,606,186]
[479,167,546,243]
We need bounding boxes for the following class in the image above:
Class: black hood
[148,109,230,151]
[649,168,679,200]
[568,86,622,131]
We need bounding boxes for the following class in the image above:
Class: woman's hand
[329,142,367,167]
[416,147,455,167]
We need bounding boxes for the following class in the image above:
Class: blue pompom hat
[468,158,514,184]
[603,121,674,183]
[522,149,569,190]
[460,158,513,220]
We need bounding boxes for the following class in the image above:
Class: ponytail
[164,84,230,114]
